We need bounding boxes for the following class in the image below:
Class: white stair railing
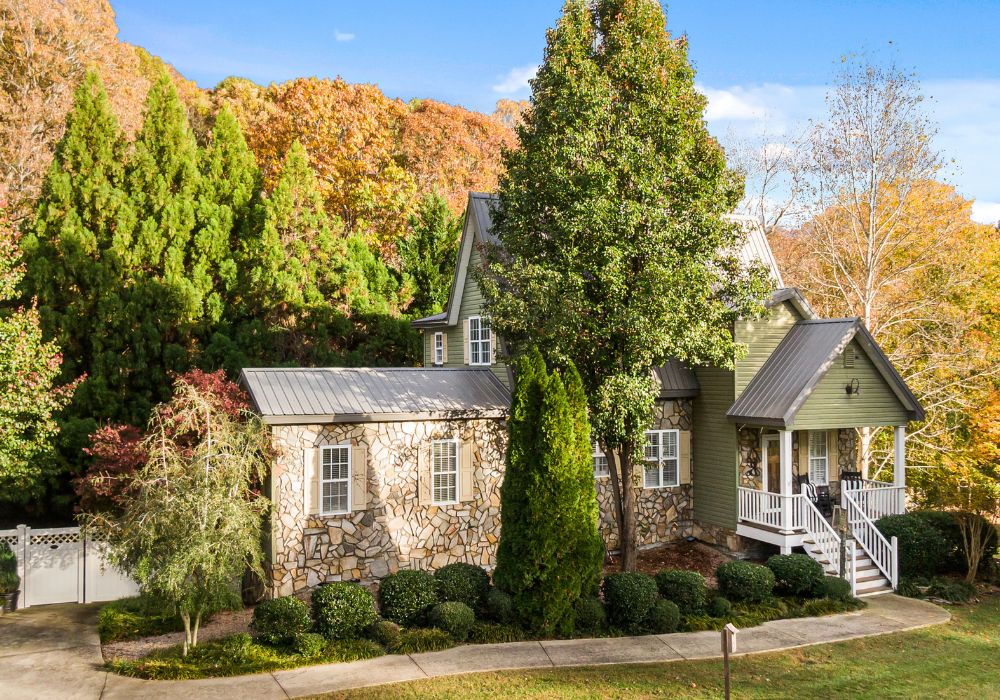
[799,490,842,577]
[848,485,905,521]
[843,491,897,588]
[737,487,802,531]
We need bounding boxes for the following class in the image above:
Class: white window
[433,332,444,365]
[643,430,679,488]
[593,442,609,478]
[808,430,829,486]
[321,445,351,515]
[468,316,492,366]
[432,439,459,504]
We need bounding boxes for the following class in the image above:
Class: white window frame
[643,429,680,489]
[468,316,492,366]
[433,332,445,365]
[808,430,829,486]
[320,444,352,515]
[593,442,609,478]
[432,438,459,505]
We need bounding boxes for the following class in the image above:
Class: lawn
[311,595,1000,700]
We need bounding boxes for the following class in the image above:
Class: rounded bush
[378,570,437,626]
[484,588,514,624]
[816,576,853,602]
[766,554,825,597]
[250,595,311,645]
[709,596,733,618]
[643,599,680,634]
[654,569,707,614]
[428,601,476,642]
[716,561,775,603]
[876,514,948,577]
[311,583,378,640]
[366,619,401,648]
[293,632,327,658]
[603,572,658,633]
[913,511,999,574]
[573,596,606,635]
[434,563,490,609]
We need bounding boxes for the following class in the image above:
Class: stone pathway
[1,595,950,699]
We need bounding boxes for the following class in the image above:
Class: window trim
[433,331,445,365]
[808,430,829,486]
[593,442,610,479]
[643,429,680,489]
[431,437,460,505]
[319,444,352,516]
[468,315,492,366]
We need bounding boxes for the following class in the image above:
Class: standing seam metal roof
[655,359,700,398]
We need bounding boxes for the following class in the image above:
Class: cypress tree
[398,191,462,317]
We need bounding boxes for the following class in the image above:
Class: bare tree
[726,125,808,236]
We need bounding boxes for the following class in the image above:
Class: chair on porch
[797,474,834,518]
[841,470,863,492]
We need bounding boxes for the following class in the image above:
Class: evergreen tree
[493,348,603,636]
[399,191,462,317]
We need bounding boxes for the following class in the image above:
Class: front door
[762,435,781,493]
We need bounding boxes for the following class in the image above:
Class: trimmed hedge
[311,583,378,640]
[709,596,733,618]
[716,561,775,603]
[876,514,949,577]
[766,554,825,596]
[250,596,311,645]
[603,572,658,633]
[573,596,606,635]
[817,576,853,602]
[366,619,401,648]
[484,588,514,625]
[378,570,437,626]
[434,563,490,609]
[643,599,680,634]
[292,632,326,658]
[427,601,476,642]
[655,569,707,614]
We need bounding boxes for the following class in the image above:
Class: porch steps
[801,538,893,596]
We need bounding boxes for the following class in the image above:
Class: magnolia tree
[80,374,270,655]
[480,0,770,569]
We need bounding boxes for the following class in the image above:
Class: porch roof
[726,318,924,428]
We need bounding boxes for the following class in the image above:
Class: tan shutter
[679,430,692,484]
[351,443,368,511]
[441,332,448,364]
[463,319,471,364]
[460,439,474,501]
[304,447,320,515]
[828,429,839,481]
[797,432,809,478]
[417,442,431,505]
[490,328,496,365]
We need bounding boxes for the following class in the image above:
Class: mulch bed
[604,540,734,587]
[102,607,254,662]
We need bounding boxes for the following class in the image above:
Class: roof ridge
[797,317,859,325]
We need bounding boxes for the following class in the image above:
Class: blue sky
[112,1,1000,222]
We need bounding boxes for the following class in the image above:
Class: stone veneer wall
[269,418,506,596]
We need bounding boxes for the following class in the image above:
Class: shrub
[366,619,401,648]
[434,563,490,609]
[766,554,825,597]
[573,596,606,635]
[311,583,378,640]
[927,577,977,603]
[250,596,311,645]
[219,633,254,661]
[716,561,775,603]
[0,542,18,595]
[643,599,680,634]
[427,601,476,642]
[98,596,183,643]
[603,572,658,633]
[654,569,707,614]
[468,621,526,644]
[378,570,437,626]
[292,632,326,658]
[391,628,456,654]
[326,638,385,662]
[709,596,733,618]
[816,576,853,602]
[801,598,847,617]
[484,588,514,624]
[683,614,720,632]
[913,511,999,575]
[876,514,949,577]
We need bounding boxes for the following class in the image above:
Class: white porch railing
[800,489,842,576]
[843,491,898,589]
[737,487,803,532]
[842,480,906,521]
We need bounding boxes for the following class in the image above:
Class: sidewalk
[2,595,950,699]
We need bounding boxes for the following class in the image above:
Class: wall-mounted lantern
[845,378,861,396]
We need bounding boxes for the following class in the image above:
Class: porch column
[893,425,907,514]
[779,429,794,547]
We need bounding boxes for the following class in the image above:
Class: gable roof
[655,359,700,398]
[240,367,510,425]
[726,319,924,427]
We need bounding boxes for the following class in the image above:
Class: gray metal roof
[410,310,447,328]
[655,359,700,398]
[727,215,784,288]
[726,319,924,427]
[241,368,510,425]
[468,192,499,247]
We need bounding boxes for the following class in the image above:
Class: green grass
[308,596,1000,700]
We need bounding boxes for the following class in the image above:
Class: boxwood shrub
[766,554,825,596]
[484,587,514,624]
[433,563,490,609]
[603,572,658,633]
[292,632,327,658]
[366,619,401,648]
[816,576,853,602]
[311,583,378,640]
[654,569,707,614]
[875,514,948,577]
[250,596,311,645]
[643,599,680,634]
[709,596,733,618]
[378,569,437,626]
[427,601,476,642]
[716,561,775,603]
[573,596,606,635]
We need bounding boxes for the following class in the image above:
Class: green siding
[692,366,738,529]
[734,301,801,399]
[789,339,909,429]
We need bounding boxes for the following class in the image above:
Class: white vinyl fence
[1,525,138,608]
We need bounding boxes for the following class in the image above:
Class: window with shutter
[808,430,829,486]
[320,445,351,515]
[593,442,609,478]
[433,332,444,365]
[432,439,459,504]
[643,430,680,488]
[468,316,492,366]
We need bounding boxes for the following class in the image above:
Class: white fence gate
[1,525,138,608]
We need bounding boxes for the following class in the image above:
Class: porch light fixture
[845,378,861,396]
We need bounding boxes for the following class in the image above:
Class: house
[243,192,923,598]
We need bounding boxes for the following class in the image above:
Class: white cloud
[971,201,1000,225]
[334,30,355,42]
[492,65,538,95]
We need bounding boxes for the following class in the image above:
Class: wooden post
[893,426,907,514]
[778,430,793,540]
[722,623,738,700]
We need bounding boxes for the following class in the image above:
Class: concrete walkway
[1,595,949,699]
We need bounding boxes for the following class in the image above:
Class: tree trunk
[192,610,201,648]
[604,442,638,571]
[180,612,191,657]
[960,515,985,584]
